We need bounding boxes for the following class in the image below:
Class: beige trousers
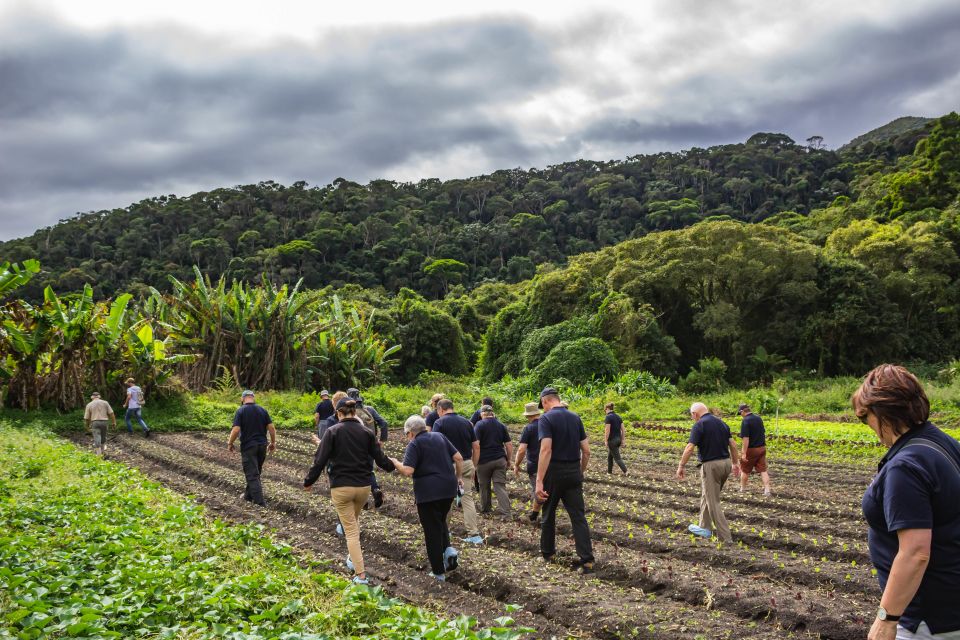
[331,485,371,574]
[455,460,480,536]
[699,458,732,542]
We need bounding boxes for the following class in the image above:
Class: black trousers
[540,461,594,564]
[607,441,627,473]
[241,444,267,506]
[416,497,453,575]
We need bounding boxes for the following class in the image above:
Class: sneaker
[687,524,712,538]
[428,572,446,582]
[462,535,484,545]
[541,554,555,564]
[577,562,595,575]
[527,510,539,523]
[373,488,384,508]
[144,430,151,438]
[443,546,459,571]
[763,488,772,497]
[345,555,355,573]
[336,523,344,537]
[351,575,369,586]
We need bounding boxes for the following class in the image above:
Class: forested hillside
[1,120,932,301]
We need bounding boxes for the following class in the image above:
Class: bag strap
[903,437,960,477]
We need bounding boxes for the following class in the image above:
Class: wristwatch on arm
[877,606,901,623]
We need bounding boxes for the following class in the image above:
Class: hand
[228,442,235,453]
[740,455,748,464]
[676,465,685,480]
[535,480,548,501]
[458,479,465,489]
[868,618,898,640]
[268,443,276,453]
[311,435,321,446]
[389,457,402,468]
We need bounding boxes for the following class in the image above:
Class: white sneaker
[336,523,344,537]
[345,555,354,573]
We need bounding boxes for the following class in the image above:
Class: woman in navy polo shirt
[390,415,465,582]
[854,364,960,640]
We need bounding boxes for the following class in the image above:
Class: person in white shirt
[123,377,151,436]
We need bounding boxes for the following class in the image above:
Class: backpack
[137,389,146,406]
[355,405,375,435]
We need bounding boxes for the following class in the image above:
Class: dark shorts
[741,446,767,473]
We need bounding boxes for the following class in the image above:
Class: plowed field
[102,427,880,639]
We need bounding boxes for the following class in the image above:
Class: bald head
[690,402,709,420]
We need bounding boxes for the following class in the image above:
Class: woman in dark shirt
[854,364,960,640]
[304,398,395,586]
[390,415,464,582]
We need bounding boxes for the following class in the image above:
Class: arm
[393,460,415,477]
[370,407,389,441]
[505,441,514,466]
[603,422,610,445]
[123,391,130,409]
[227,426,241,452]
[514,443,527,473]
[471,440,480,468]
[728,438,740,468]
[868,529,932,640]
[314,412,320,428]
[267,423,277,452]
[676,443,695,480]
[304,431,334,487]
[741,437,750,461]
[579,438,590,473]
[535,438,553,500]
[453,451,463,480]
[109,409,116,429]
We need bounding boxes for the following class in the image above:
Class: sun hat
[522,402,540,417]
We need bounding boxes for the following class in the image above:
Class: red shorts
[740,446,767,473]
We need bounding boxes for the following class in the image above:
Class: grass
[0,421,529,639]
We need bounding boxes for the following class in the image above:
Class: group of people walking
[83,378,152,456]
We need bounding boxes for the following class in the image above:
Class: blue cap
[241,390,255,398]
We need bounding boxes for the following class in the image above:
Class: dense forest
[1,113,958,409]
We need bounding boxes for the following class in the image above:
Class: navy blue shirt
[232,403,272,450]
[862,423,960,634]
[314,398,334,421]
[604,412,624,445]
[403,431,459,504]
[538,407,587,463]
[432,413,477,461]
[470,409,482,425]
[740,413,766,448]
[425,410,439,428]
[688,414,732,463]
[519,419,541,472]
[475,418,511,464]
[318,413,338,440]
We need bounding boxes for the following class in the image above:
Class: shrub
[679,357,729,394]
[531,337,618,390]
[519,316,596,371]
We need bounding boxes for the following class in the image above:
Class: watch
[877,606,901,622]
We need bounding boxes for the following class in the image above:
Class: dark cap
[336,397,356,410]
[538,386,559,408]
[346,388,360,398]
[737,403,750,413]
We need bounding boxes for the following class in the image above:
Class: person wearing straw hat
[84,392,116,457]
[514,401,543,523]
[228,390,277,507]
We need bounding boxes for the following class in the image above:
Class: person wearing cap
[736,404,772,496]
[228,390,277,507]
[314,390,335,428]
[514,402,543,523]
[432,398,483,544]
[604,402,628,475]
[314,391,349,446]
[535,387,595,574]
[84,392,116,456]
[425,393,445,428]
[305,397,396,585]
[122,377,151,437]
[677,402,740,543]
[470,397,494,425]
[390,415,464,581]
[346,387,389,441]
[474,405,513,519]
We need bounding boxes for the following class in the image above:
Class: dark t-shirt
[425,410,439,428]
[233,403,272,450]
[688,414,732,463]
[519,419,541,472]
[403,431,459,504]
[604,412,624,445]
[318,413,338,440]
[314,398,334,421]
[470,409,482,425]
[432,413,477,461]
[739,413,766,448]
[862,423,960,634]
[538,407,587,463]
[475,418,511,464]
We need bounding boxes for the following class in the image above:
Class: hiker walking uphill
[304,397,396,586]
[228,390,277,507]
[514,402,543,523]
[604,402,628,475]
[432,398,483,545]
[346,387,388,508]
[84,392,116,457]
[535,387,595,574]
[425,393,445,428]
[314,390,334,427]
[474,405,513,519]
[736,403,772,496]
[677,402,740,543]
[123,377,151,436]
[470,397,494,425]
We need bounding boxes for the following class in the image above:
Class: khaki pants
[331,486,371,574]
[699,459,732,542]
[454,460,480,536]
[476,457,511,517]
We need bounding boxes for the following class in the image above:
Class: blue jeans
[125,408,150,433]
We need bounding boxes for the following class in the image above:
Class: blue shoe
[336,523,344,537]
[351,575,369,586]
[462,535,484,545]
[428,572,446,582]
[443,546,459,571]
[345,555,354,573]
[688,524,712,538]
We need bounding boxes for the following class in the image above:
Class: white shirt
[127,385,143,409]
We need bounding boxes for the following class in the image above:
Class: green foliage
[679,357,729,394]
[531,337,618,390]
[391,291,468,382]
[518,316,595,371]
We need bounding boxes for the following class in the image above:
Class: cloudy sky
[1,0,959,240]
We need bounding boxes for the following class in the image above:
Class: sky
[1,0,959,240]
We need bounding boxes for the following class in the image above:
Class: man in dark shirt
[535,387,594,573]
[470,397,494,425]
[227,390,277,506]
[425,393,444,428]
[604,402,628,475]
[676,402,740,542]
[474,405,513,518]
[432,398,482,544]
[736,403,772,496]
[514,402,543,523]
[314,390,334,427]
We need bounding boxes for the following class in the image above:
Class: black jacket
[304,417,394,488]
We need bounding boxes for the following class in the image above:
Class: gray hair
[404,415,428,435]
[420,405,431,417]
[690,402,709,417]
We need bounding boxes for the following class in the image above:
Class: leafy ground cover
[0,423,528,639]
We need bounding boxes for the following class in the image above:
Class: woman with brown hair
[854,364,960,640]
